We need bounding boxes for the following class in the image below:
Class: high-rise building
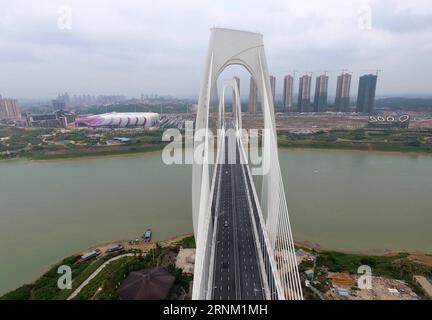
[269,75,276,106]
[313,74,329,112]
[335,73,352,112]
[249,77,258,113]
[356,74,378,114]
[72,94,96,107]
[283,75,294,112]
[297,75,312,112]
[0,95,21,120]
[52,100,66,110]
[52,92,70,110]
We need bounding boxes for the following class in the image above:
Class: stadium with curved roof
[75,112,159,128]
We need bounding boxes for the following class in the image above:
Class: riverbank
[25,144,166,161]
[295,238,432,257]
[294,240,432,268]
[2,126,432,162]
[3,142,432,163]
[277,127,432,155]
[280,145,432,157]
[76,233,194,256]
[0,145,166,161]
[27,148,164,163]
[27,232,195,291]
[82,235,431,264]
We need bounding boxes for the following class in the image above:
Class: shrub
[177,236,195,248]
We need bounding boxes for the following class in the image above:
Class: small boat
[106,243,124,253]
[80,249,101,262]
[143,229,152,242]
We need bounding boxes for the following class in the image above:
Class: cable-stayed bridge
[192,28,303,300]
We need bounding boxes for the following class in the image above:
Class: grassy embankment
[0,127,168,160]
[0,252,126,300]
[278,128,432,154]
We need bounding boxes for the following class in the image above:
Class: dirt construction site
[326,272,419,300]
[239,112,432,132]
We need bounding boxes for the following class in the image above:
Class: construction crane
[285,69,297,78]
[320,70,339,76]
[360,69,382,76]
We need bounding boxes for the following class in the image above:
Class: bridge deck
[211,125,265,300]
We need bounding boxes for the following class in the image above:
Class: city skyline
[1,0,432,99]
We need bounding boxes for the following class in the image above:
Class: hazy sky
[1,0,432,99]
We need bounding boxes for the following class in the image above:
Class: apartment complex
[282,75,294,112]
[356,74,378,114]
[335,73,352,112]
[313,74,329,112]
[297,75,312,112]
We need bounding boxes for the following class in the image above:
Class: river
[0,149,431,294]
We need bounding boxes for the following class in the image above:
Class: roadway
[211,121,265,300]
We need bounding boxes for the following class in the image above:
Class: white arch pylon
[192,28,303,300]
[218,78,242,133]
